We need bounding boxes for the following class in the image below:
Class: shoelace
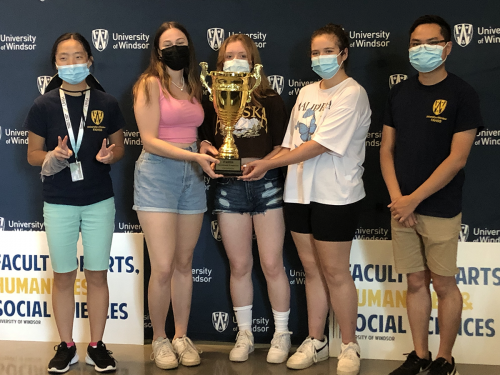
[270,331,292,349]
[52,344,70,360]
[428,358,451,375]
[296,338,318,363]
[177,337,202,362]
[150,340,173,360]
[92,344,117,363]
[235,331,251,348]
[339,345,358,361]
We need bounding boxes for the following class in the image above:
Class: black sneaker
[85,341,117,372]
[389,350,432,375]
[428,357,459,375]
[47,342,79,373]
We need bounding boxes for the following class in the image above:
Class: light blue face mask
[56,63,90,85]
[311,53,343,80]
[409,43,448,73]
[223,59,251,73]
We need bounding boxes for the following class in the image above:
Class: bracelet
[201,140,212,146]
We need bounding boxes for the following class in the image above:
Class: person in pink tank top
[132,21,221,370]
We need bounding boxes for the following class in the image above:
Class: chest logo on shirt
[216,105,267,138]
[91,110,104,125]
[432,100,447,115]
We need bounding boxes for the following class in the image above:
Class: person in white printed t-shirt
[241,24,371,375]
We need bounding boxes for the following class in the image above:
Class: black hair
[50,32,93,69]
[409,15,452,42]
[310,24,350,69]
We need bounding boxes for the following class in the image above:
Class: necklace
[171,76,185,91]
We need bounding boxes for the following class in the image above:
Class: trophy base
[215,158,242,177]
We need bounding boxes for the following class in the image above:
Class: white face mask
[223,59,250,73]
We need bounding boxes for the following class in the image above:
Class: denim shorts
[133,143,206,214]
[43,197,115,273]
[213,168,284,215]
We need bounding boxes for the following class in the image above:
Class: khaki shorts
[391,213,462,276]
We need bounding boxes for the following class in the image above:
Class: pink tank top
[157,79,204,143]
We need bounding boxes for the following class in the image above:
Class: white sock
[272,308,290,333]
[234,305,252,332]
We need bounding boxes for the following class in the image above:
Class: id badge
[69,161,84,182]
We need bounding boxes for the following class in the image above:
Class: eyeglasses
[409,40,447,50]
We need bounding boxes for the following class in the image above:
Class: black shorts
[284,200,362,242]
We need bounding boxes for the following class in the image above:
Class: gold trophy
[200,62,262,176]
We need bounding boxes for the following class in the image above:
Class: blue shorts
[43,197,115,273]
[133,143,207,214]
[213,168,284,215]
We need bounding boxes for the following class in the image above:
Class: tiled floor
[0,340,497,375]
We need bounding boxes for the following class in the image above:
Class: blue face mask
[311,53,343,80]
[223,59,250,73]
[56,63,90,85]
[409,43,448,73]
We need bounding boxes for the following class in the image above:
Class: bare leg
[432,272,462,362]
[253,209,289,312]
[292,232,329,339]
[315,240,357,344]
[52,270,77,343]
[171,213,204,339]
[84,269,109,342]
[406,270,432,360]
[138,211,177,340]
[218,213,254,307]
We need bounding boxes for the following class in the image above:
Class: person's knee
[321,265,349,288]
[230,257,253,279]
[406,272,429,294]
[260,257,284,280]
[84,270,108,288]
[432,274,460,298]
[53,270,77,290]
[151,264,174,284]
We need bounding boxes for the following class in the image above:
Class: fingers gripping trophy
[200,62,262,176]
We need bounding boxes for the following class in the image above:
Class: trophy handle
[199,62,213,102]
[247,64,262,103]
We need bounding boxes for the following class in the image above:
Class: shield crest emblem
[0,217,5,231]
[212,312,229,332]
[211,220,222,241]
[37,76,52,95]
[433,100,447,116]
[207,28,225,51]
[389,74,408,89]
[459,224,469,242]
[454,24,473,47]
[92,29,109,52]
[91,110,104,125]
[268,75,285,95]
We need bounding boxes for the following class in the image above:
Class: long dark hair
[216,34,275,108]
[45,32,104,92]
[133,22,202,104]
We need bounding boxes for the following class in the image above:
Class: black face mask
[160,45,190,71]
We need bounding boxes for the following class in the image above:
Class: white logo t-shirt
[282,78,371,205]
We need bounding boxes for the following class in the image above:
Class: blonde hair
[216,34,276,107]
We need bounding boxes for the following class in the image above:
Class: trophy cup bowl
[200,62,262,177]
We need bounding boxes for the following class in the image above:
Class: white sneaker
[229,330,254,362]
[172,336,202,367]
[337,342,360,375]
[267,331,292,364]
[151,337,178,369]
[286,336,329,370]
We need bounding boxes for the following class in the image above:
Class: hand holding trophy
[200,62,262,177]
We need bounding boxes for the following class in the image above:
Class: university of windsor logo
[92,29,109,52]
[211,220,222,241]
[459,224,469,242]
[37,76,52,94]
[207,28,225,51]
[389,74,407,89]
[212,312,229,332]
[268,75,284,95]
[454,24,474,47]
[433,100,447,116]
[91,110,104,125]
[0,217,5,231]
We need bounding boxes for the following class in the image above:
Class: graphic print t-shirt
[282,78,371,205]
